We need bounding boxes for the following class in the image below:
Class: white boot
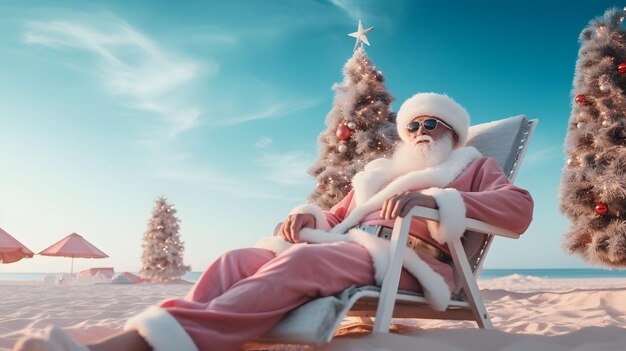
[12,326,89,351]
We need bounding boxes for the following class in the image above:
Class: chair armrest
[405,206,521,240]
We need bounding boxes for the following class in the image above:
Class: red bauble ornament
[575,94,587,104]
[336,125,352,141]
[595,202,609,214]
[618,62,626,74]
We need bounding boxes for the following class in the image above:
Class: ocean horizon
[2,268,626,282]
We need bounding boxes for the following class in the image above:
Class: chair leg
[449,239,493,329]
[372,217,413,333]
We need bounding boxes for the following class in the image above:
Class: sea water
[478,268,626,280]
[3,269,626,282]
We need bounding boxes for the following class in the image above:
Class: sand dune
[1,276,625,350]
[0,283,190,349]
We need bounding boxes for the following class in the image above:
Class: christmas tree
[307,47,398,209]
[140,196,191,281]
[559,7,626,268]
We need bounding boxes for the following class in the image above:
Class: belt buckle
[357,225,378,236]
[359,225,451,264]
[378,227,391,240]
[410,235,452,264]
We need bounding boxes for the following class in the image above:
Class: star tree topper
[348,19,374,52]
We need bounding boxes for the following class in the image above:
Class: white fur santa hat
[396,93,470,148]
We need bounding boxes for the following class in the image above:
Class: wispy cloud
[329,0,368,21]
[168,26,239,46]
[256,151,315,185]
[328,0,403,31]
[217,98,322,126]
[255,136,274,148]
[157,167,301,201]
[23,14,212,138]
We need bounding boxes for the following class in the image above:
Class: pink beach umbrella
[0,227,34,264]
[38,233,108,273]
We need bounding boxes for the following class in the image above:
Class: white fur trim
[26,326,89,351]
[401,248,451,310]
[255,227,451,310]
[256,228,387,281]
[299,228,347,244]
[289,204,332,231]
[344,229,450,310]
[352,158,395,206]
[254,148,480,311]
[396,93,470,147]
[255,236,294,255]
[345,228,390,284]
[125,306,198,351]
[421,188,467,244]
[363,157,389,171]
[338,146,481,233]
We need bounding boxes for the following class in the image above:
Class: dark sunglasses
[405,118,451,133]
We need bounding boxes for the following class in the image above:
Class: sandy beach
[1,275,626,350]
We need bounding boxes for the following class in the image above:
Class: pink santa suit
[123,93,534,351]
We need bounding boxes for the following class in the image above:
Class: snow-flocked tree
[140,197,191,281]
[308,47,399,209]
[560,7,626,268]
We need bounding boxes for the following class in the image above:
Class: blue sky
[1,0,624,273]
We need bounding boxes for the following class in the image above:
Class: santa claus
[14,93,533,351]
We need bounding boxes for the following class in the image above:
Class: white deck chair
[259,115,538,344]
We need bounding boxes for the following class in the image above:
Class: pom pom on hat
[396,93,470,148]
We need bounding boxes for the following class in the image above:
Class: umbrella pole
[71,256,74,274]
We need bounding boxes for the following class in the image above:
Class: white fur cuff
[421,188,467,244]
[125,306,198,351]
[255,235,295,255]
[289,204,332,231]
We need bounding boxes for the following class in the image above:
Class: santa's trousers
[128,242,424,351]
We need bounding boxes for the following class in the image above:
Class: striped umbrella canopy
[0,227,34,264]
[39,232,108,273]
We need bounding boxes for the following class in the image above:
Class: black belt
[355,225,452,264]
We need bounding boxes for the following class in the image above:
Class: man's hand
[381,191,438,220]
[279,213,316,243]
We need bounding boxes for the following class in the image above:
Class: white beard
[392,134,454,174]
